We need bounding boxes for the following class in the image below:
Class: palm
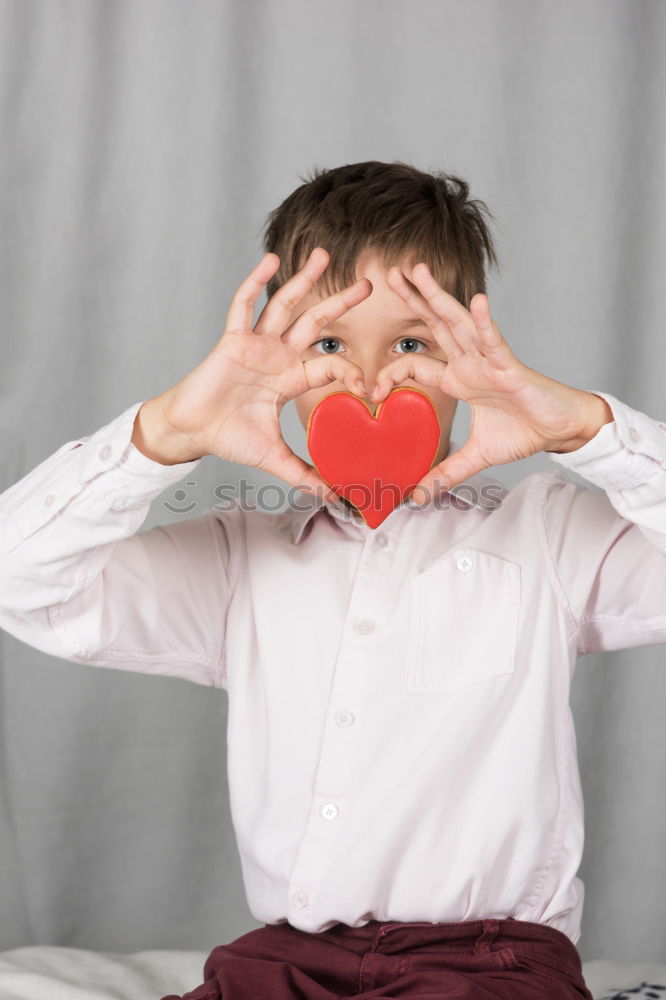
[376,262,591,495]
[160,246,373,499]
[435,347,562,470]
[159,248,375,496]
[166,331,310,475]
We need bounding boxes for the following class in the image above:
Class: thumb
[264,443,338,502]
[411,446,489,506]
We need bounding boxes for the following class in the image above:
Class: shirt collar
[286,438,507,544]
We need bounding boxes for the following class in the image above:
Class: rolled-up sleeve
[0,401,237,688]
[541,390,666,655]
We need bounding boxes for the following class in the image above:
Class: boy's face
[290,247,458,470]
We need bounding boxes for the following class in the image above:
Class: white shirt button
[628,426,640,444]
[335,709,355,727]
[456,554,473,572]
[375,533,388,548]
[355,619,376,635]
[321,803,339,821]
[44,494,55,507]
[290,890,309,908]
[99,444,112,462]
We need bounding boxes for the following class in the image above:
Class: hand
[370,262,612,501]
[154,248,372,495]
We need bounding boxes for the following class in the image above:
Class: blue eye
[395,338,427,354]
[310,336,428,355]
[312,337,344,354]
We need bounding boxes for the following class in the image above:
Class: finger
[369,354,449,404]
[386,266,463,362]
[299,353,369,398]
[469,293,491,335]
[469,293,513,365]
[253,247,332,338]
[282,277,373,355]
[224,253,282,335]
[410,448,487,506]
[406,262,481,353]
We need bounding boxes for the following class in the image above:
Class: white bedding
[0,947,206,1000]
[0,947,664,999]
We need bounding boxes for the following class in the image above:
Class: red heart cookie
[306,386,441,528]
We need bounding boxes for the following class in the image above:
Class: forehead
[334,247,427,327]
[303,247,428,326]
[352,246,417,288]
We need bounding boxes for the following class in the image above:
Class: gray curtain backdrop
[1,0,664,965]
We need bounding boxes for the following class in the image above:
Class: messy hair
[261,160,500,309]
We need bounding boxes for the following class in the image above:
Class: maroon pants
[160,915,595,999]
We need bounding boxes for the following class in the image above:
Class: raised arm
[0,247,376,684]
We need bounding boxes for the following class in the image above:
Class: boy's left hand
[371,262,614,502]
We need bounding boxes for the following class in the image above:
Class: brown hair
[261,160,500,309]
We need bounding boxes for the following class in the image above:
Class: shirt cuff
[0,401,203,553]
[547,390,666,491]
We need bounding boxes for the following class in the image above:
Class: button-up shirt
[1,389,665,948]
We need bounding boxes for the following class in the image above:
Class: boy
[2,160,664,999]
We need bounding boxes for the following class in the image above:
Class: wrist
[544,392,614,454]
[131,397,204,465]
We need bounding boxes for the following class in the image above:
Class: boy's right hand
[132,247,372,495]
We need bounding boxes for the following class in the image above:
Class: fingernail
[356,380,367,394]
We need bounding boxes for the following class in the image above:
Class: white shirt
[1,390,665,948]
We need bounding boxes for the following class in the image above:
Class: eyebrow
[331,317,430,330]
[395,318,430,329]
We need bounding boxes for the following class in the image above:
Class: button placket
[288,532,394,919]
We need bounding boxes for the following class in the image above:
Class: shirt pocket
[406,547,521,695]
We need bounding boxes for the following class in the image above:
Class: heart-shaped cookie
[306,386,441,528]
